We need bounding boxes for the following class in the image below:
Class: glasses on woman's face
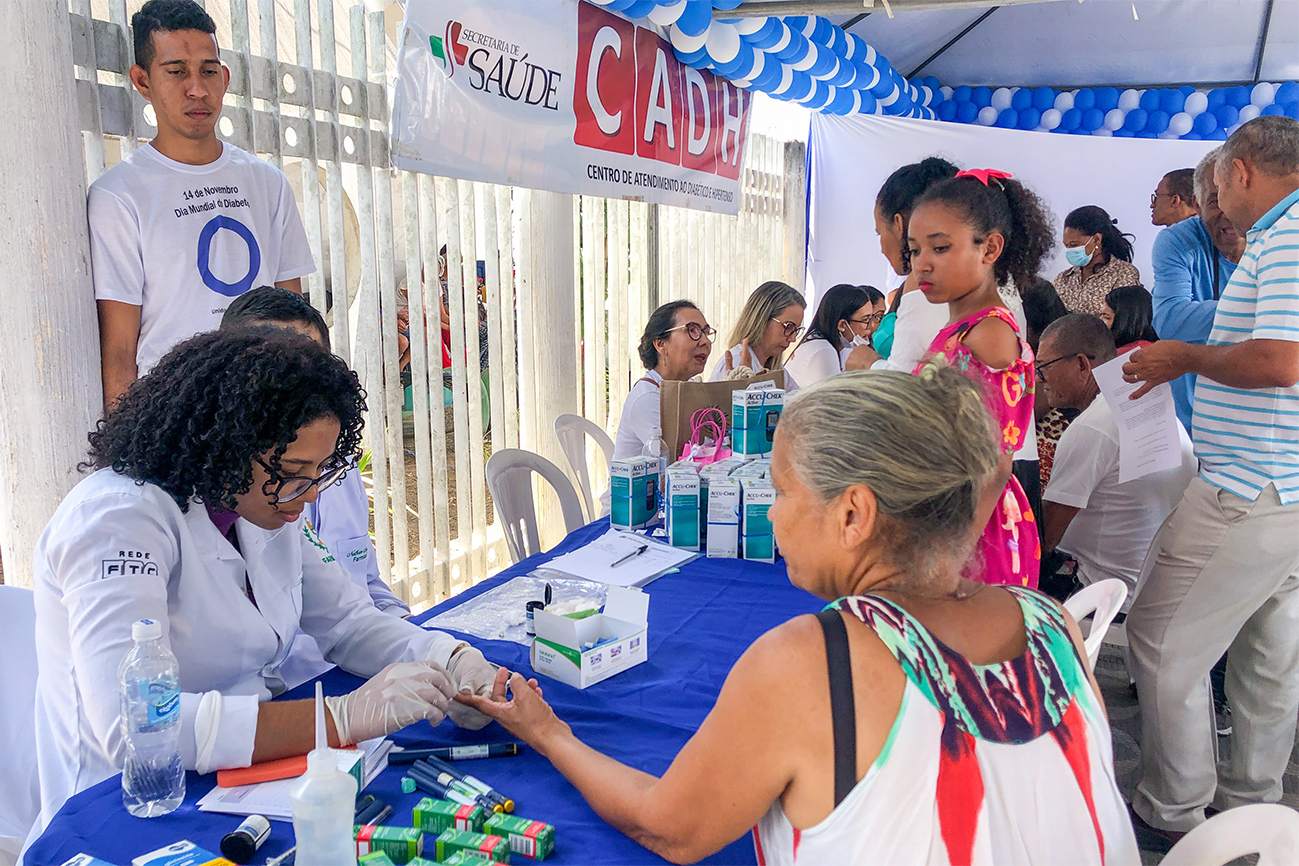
[256,457,348,504]
[771,318,806,340]
[852,312,886,326]
[665,322,717,342]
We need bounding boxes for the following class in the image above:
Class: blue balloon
[1011,88,1032,111]
[1183,132,1202,140]
[784,71,815,101]
[1124,108,1149,131]
[822,88,858,116]
[1075,88,1096,111]
[1277,81,1299,105]
[1207,89,1227,110]
[1061,107,1082,131]
[1226,86,1250,108]
[995,108,1019,128]
[956,101,979,123]
[1094,87,1119,112]
[922,75,940,91]
[1261,104,1286,117]
[1079,108,1102,131]
[749,61,784,92]
[806,46,837,77]
[937,99,958,122]
[1139,89,1161,112]
[972,86,993,108]
[713,0,744,8]
[870,69,896,98]
[1113,129,1136,138]
[1017,107,1042,130]
[772,30,809,63]
[673,46,710,67]
[1179,85,1196,96]
[714,45,757,78]
[1192,113,1218,136]
[858,91,877,114]
[1137,130,1158,139]
[602,0,636,10]
[1147,109,1170,134]
[620,0,657,15]
[1214,105,1240,128]
[953,84,972,102]
[1210,128,1229,141]
[675,0,712,37]
[1159,90,1185,115]
[1032,87,1057,112]
[744,18,783,48]
[827,56,855,87]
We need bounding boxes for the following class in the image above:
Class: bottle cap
[132,618,162,642]
[219,829,257,864]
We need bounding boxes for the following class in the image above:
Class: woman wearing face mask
[784,284,885,387]
[612,301,716,464]
[709,281,808,389]
[1052,206,1141,316]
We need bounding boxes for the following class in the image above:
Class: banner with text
[390,0,752,214]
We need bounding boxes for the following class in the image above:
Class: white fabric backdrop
[806,114,1219,311]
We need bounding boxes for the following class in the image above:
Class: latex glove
[444,646,498,731]
[324,661,456,746]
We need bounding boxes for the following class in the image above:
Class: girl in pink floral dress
[906,169,1056,588]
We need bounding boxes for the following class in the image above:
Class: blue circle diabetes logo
[197,215,261,297]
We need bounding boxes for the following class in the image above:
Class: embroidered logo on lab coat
[302,521,336,564]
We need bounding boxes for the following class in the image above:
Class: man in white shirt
[91,0,315,408]
[1037,314,1196,609]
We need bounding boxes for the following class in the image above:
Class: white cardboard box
[530,586,650,689]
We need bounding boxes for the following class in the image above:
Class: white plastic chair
[1163,803,1299,865]
[0,586,39,862]
[553,414,614,522]
[1062,578,1128,672]
[486,449,587,564]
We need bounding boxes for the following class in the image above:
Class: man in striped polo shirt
[1121,115,1299,842]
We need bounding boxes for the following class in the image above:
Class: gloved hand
[443,646,497,731]
[324,661,457,746]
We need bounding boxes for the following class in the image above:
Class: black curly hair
[876,156,960,290]
[84,327,367,512]
[914,173,1055,295]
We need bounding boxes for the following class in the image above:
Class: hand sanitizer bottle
[288,683,356,864]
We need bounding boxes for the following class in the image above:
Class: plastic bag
[421,573,608,645]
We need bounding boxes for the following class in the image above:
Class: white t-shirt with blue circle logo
[88,141,315,374]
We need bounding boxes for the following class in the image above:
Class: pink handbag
[679,407,733,465]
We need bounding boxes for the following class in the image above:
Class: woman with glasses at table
[784,283,885,388]
[28,327,518,837]
[612,301,717,464]
[708,280,807,389]
[461,368,1139,865]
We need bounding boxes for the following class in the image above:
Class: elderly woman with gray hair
[458,368,1139,865]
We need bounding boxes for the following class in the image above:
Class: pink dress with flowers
[914,307,1039,588]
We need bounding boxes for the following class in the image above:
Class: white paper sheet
[1092,356,1184,483]
[541,529,697,588]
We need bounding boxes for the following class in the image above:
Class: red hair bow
[955,168,1013,186]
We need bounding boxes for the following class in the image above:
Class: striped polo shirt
[1192,187,1299,504]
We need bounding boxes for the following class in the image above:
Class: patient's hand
[454,669,568,752]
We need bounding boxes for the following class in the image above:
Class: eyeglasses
[665,322,717,342]
[851,312,886,326]
[771,317,806,340]
[1034,353,1093,379]
[256,457,348,504]
[1150,192,1176,205]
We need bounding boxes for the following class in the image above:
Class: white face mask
[840,323,870,348]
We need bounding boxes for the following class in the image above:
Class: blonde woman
[708,280,807,389]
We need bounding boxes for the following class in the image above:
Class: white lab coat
[29,469,460,837]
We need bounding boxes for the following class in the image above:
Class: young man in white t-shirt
[90,0,315,408]
[1037,314,1196,609]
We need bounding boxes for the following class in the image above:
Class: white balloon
[705,22,742,63]
[734,16,770,36]
[991,87,1013,111]
[1251,82,1276,107]
[1104,108,1125,130]
[1157,130,1181,140]
[792,40,819,72]
[648,0,688,26]
[1092,128,1113,137]
[908,83,921,103]
[772,64,796,96]
[1118,88,1142,111]
[1169,111,1193,135]
[1040,108,1062,130]
[1054,91,1075,112]
[1184,90,1208,116]
[1238,104,1262,123]
[978,105,998,125]
[670,25,708,53]
[940,85,954,100]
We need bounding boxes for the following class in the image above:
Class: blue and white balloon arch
[591,0,1299,140]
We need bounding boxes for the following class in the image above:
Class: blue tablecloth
[26,521,822,866]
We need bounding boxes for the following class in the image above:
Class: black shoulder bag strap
[815,608,858,808]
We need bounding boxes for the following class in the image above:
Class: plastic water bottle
[118,618,185,817]
[288,682,356,865]
[643,425,667,527]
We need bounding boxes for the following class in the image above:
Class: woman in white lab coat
[29,328,523,834]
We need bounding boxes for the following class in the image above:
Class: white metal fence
[66,0,806,610]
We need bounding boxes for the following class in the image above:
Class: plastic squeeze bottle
[288,682,356,864]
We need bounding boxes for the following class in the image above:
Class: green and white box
[666,470,701,550]
[531,586,650,688]
[705,478,741,558]
[731,385,785,457]
[609,458,654,530]
[741,479,777,563]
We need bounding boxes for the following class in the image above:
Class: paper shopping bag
[660,371,786,462]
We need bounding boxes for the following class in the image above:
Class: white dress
[754,588,1139,865]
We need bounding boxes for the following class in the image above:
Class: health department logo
[429,20,559,110]
[429,21,466,77]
